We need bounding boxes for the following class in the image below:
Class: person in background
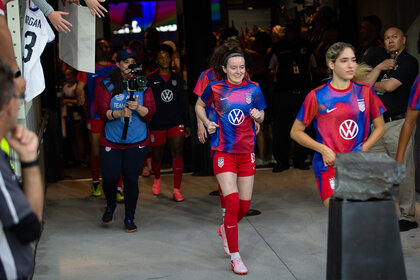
[147,44,190,202]
[96,48,155,233]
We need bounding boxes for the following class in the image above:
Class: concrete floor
[33,168,420,280]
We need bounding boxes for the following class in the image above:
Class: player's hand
[255,121,260,135]
[6,125,38,162]
[85,0,108,18]
[184,127,191,138]
[377,59,396,71]
[320,145,336,167]
[197,121,207,143]
[250,108,263,123]
[76,93,85,106]
[14,76,26,95]
[48,11,72,33]
[126,96,139,111]
[121,108,132,118]
[206,121,219,134]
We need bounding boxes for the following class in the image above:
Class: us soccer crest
[329,178,335,189]
[250,153,255,163]
[218,157,224,168]
[172,80,177,86]
[245,95,252,104]
[358,99,365,112]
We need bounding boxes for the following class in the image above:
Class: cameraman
[96,49,155,232]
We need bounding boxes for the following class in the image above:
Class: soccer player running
[290,42,386,209]
[147,44,190,201]
[195,51,266,275]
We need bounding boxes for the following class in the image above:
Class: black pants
[272,90,309,166]
[100,145,147,220]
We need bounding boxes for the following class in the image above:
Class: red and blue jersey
[296,79,386,173]
[408,75,420,110]
[201,78,267,153]
[194,68,217,97]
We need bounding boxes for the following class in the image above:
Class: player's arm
[195,98,218,134]
[361,115,385,151]
[75,80,86,106]
[374,77,402,93]
[396,106,419,163]
[290,119,335,167]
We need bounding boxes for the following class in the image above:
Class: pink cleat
[173,188,184,202]
[152,178,161,195]
[231,258,248,275]
[217,224,230,256]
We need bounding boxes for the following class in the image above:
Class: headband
[224,52,244,66]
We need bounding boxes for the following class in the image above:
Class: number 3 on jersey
[23,31,37,63]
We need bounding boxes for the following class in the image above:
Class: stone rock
[333,152,405,201]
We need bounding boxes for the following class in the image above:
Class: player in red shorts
[291,42,386,208]
[195,51,266,275]
[147,44,190,202]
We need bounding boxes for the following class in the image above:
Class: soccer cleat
[231,258,248,275]
[217,224,231,256]
[152,178,161,195]
[173,188,184,202]
[102,206,115,224]
[92,182,101,197]
[124,219,137,233]
[116,189,124,203]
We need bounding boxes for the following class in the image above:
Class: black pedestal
[327,198,406,280]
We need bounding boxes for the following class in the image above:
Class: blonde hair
[325,42,356,75]
[353,63,373,83]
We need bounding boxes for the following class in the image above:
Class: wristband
[111,110,115,119]
[21,158,40,168]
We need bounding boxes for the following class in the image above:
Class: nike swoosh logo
[326,108,337,113]
[220,97,228,101]
[226,225,236,229]
[154,82,160,84]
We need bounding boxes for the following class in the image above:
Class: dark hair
[362,15,382,34]
[210,36,243,80]
[154,43,174,58]
[0,61,15,112]
[95,39,112,62]
[107,67,124,96]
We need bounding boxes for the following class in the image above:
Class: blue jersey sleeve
[201,83,214,106]
[254,84,267,111]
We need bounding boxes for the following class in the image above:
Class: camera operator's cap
[116,48,137,62]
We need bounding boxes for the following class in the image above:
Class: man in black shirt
[362,27,419,231]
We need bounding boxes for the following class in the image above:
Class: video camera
[123,64,148,92]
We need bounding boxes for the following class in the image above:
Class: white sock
[230,252,240,261]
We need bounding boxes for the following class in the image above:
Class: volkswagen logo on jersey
[115,94,125,101]
[218,157,224,168]
[358,99,365,112]
[161,89,173,102]
[228,109,245,125]
[339,120,359,140]
[245,95,252,104]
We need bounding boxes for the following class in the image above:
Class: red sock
[117,173,123,188]
[90,154,100,182]
[218,184,225,209]
[152,160,162,179]
[172,157,183,190]
[224,192,239,253]
[237,200,251,222]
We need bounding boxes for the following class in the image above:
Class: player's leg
[168,126,185,201]
[150,130,166,195]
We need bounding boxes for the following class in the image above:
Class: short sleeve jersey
[408,75,420,110]
[201,78,267,153]
[296,80,385,168]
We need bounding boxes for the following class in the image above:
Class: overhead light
[248,6,254,10]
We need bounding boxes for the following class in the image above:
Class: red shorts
[213,151,256,177]
[150,125,185,147]
[86,119,103,134]
[315,166,335,201]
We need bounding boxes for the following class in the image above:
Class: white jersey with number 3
[22,0,55,102]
